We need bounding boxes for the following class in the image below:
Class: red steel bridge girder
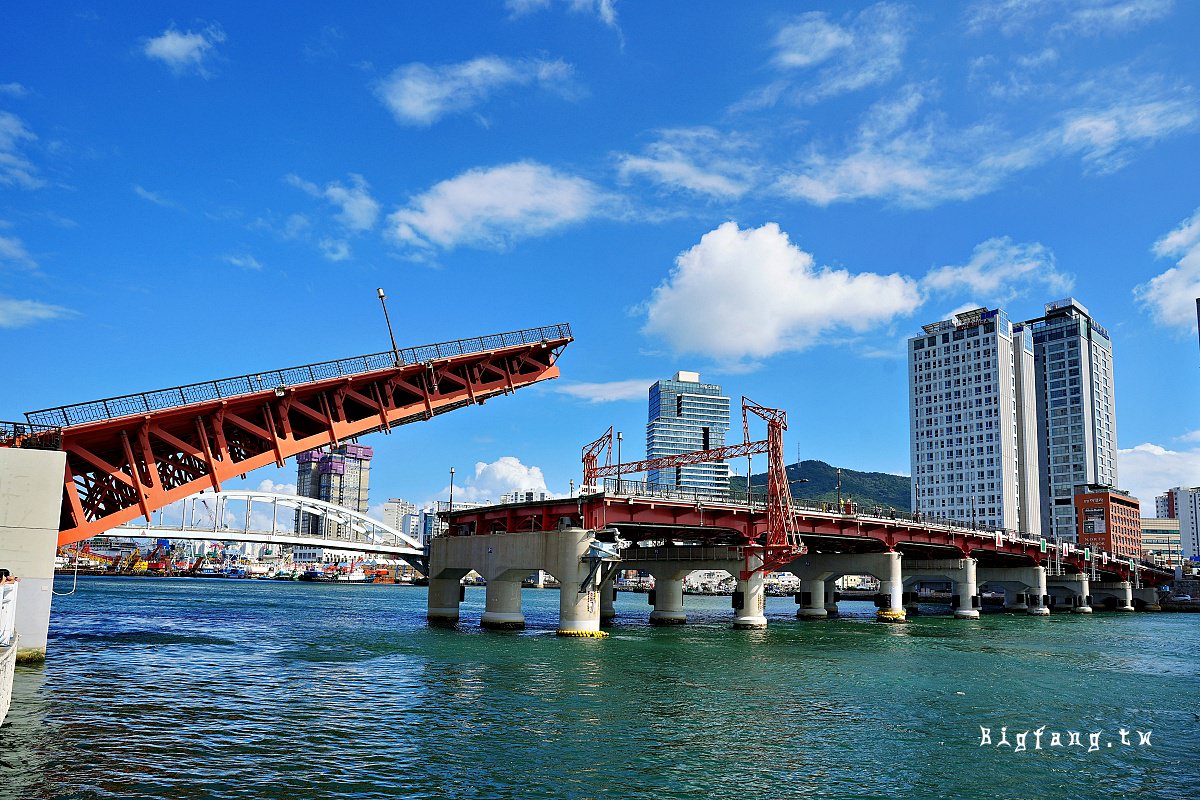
[47,332,570,546]
[441,495,1171,587]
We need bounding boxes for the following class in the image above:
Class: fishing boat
[298,566,334,582]
[0,574,18,727]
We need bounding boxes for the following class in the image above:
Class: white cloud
[1179,430,1200,444]
[256,479,296,495]
[133,184,180,208]
[617,128,758,199]
[224,254,263,270]
[0,295,75,328]
[0,83,27,97]
[318,237,351,262]
[0,234,37,269]
[442,456,553,503]
[553,379,654,403]
[758,3,911,106]
[1117,443,1200,508]
[374,56,573,126]
[387,161,607,251]
[1059,97,1197,173]
[967,0,1174,37]
[506,0,619,30]
[642,221,922,363]
[0,110,42,189]
[287,172,379,232]
[1135,206,1200,331]
[774,83,1197,207]
[923,237,1074,304]
[142,24,226,77]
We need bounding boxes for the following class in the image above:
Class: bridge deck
[442,481,1171,586]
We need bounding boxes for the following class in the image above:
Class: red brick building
[1074,485,1142,559]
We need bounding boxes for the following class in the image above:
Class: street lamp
[377,287,400,365]
[449,467,456,513]
[616,431,623,491]
[836,468,843,509]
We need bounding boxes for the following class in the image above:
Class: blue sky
[2,0,1199,512]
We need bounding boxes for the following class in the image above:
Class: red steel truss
[581,397,805,577]
[28,325,572,546]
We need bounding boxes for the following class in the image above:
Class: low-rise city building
[1072,485,1141,559]
[1141,517,1182,567]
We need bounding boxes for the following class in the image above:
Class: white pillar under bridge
[0,448,67,663]
[785,551,907,623]
[902,558,980,619]
[977,565,1051,616]
[426,526,618,637]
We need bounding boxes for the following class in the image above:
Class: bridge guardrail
[599,478,1163,575]
[25,323,573,427]
[0,421,61,450]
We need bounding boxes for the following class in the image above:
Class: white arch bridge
[117,490,426,572]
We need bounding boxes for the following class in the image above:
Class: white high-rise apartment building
[1164,487,1200,561]
[381,498,418,539]
[908,308,1041,534]
[1025,298,1118,543]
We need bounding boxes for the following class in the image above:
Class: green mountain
[729,460,911,511]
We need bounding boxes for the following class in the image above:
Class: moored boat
[0,573,18,727]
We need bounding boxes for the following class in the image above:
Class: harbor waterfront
[0,577,1196,800]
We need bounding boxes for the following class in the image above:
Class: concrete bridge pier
[0,448,69,663]
[1046,573,1092,613]
[649,571,687,625]
[979,566,1050,616]
[786,551,906,622]
[480,573,526,630]
[1132,586,1163,611]
[599,579,617,625]
[732,553,767,629]
[903,558,980,619]
[427,571,469,625]
[875,551,907,623]
[427,526,610,636]
[824,579,839,617]
[555,528,607,636]
[1091,581,1135,612]
[795,578,827,619]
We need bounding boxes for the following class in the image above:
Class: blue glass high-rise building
[646,371,730,494]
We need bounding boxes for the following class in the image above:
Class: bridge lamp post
[616,431,622,491]
[449,467,455,514]
[377,287,400,366]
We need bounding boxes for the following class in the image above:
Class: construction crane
[581,397,804,578]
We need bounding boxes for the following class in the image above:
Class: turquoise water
[1,577,1196,799]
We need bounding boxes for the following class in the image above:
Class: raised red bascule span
[20,324,572,546]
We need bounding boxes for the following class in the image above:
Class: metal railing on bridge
[599,478,1163,576]
[26,323,573,427]
[0,421,61,450]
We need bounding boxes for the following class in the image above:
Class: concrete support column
[1072,575,1092,614]
[427,576,463,625]
[480,578,524,630]
[953,559,979,620]
[1005,589,1030,612]
[796,578,827,619]
[1028,567,1049,616]
[1117,582,1134,612]
[1133,587,1162,611]
[599,580,616,625]
[824,579,839,617]
[557,528,604,637]
[649,576,686,625]
[0,449,69,663]
[876,551,906,623]
[733,554,767,629]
